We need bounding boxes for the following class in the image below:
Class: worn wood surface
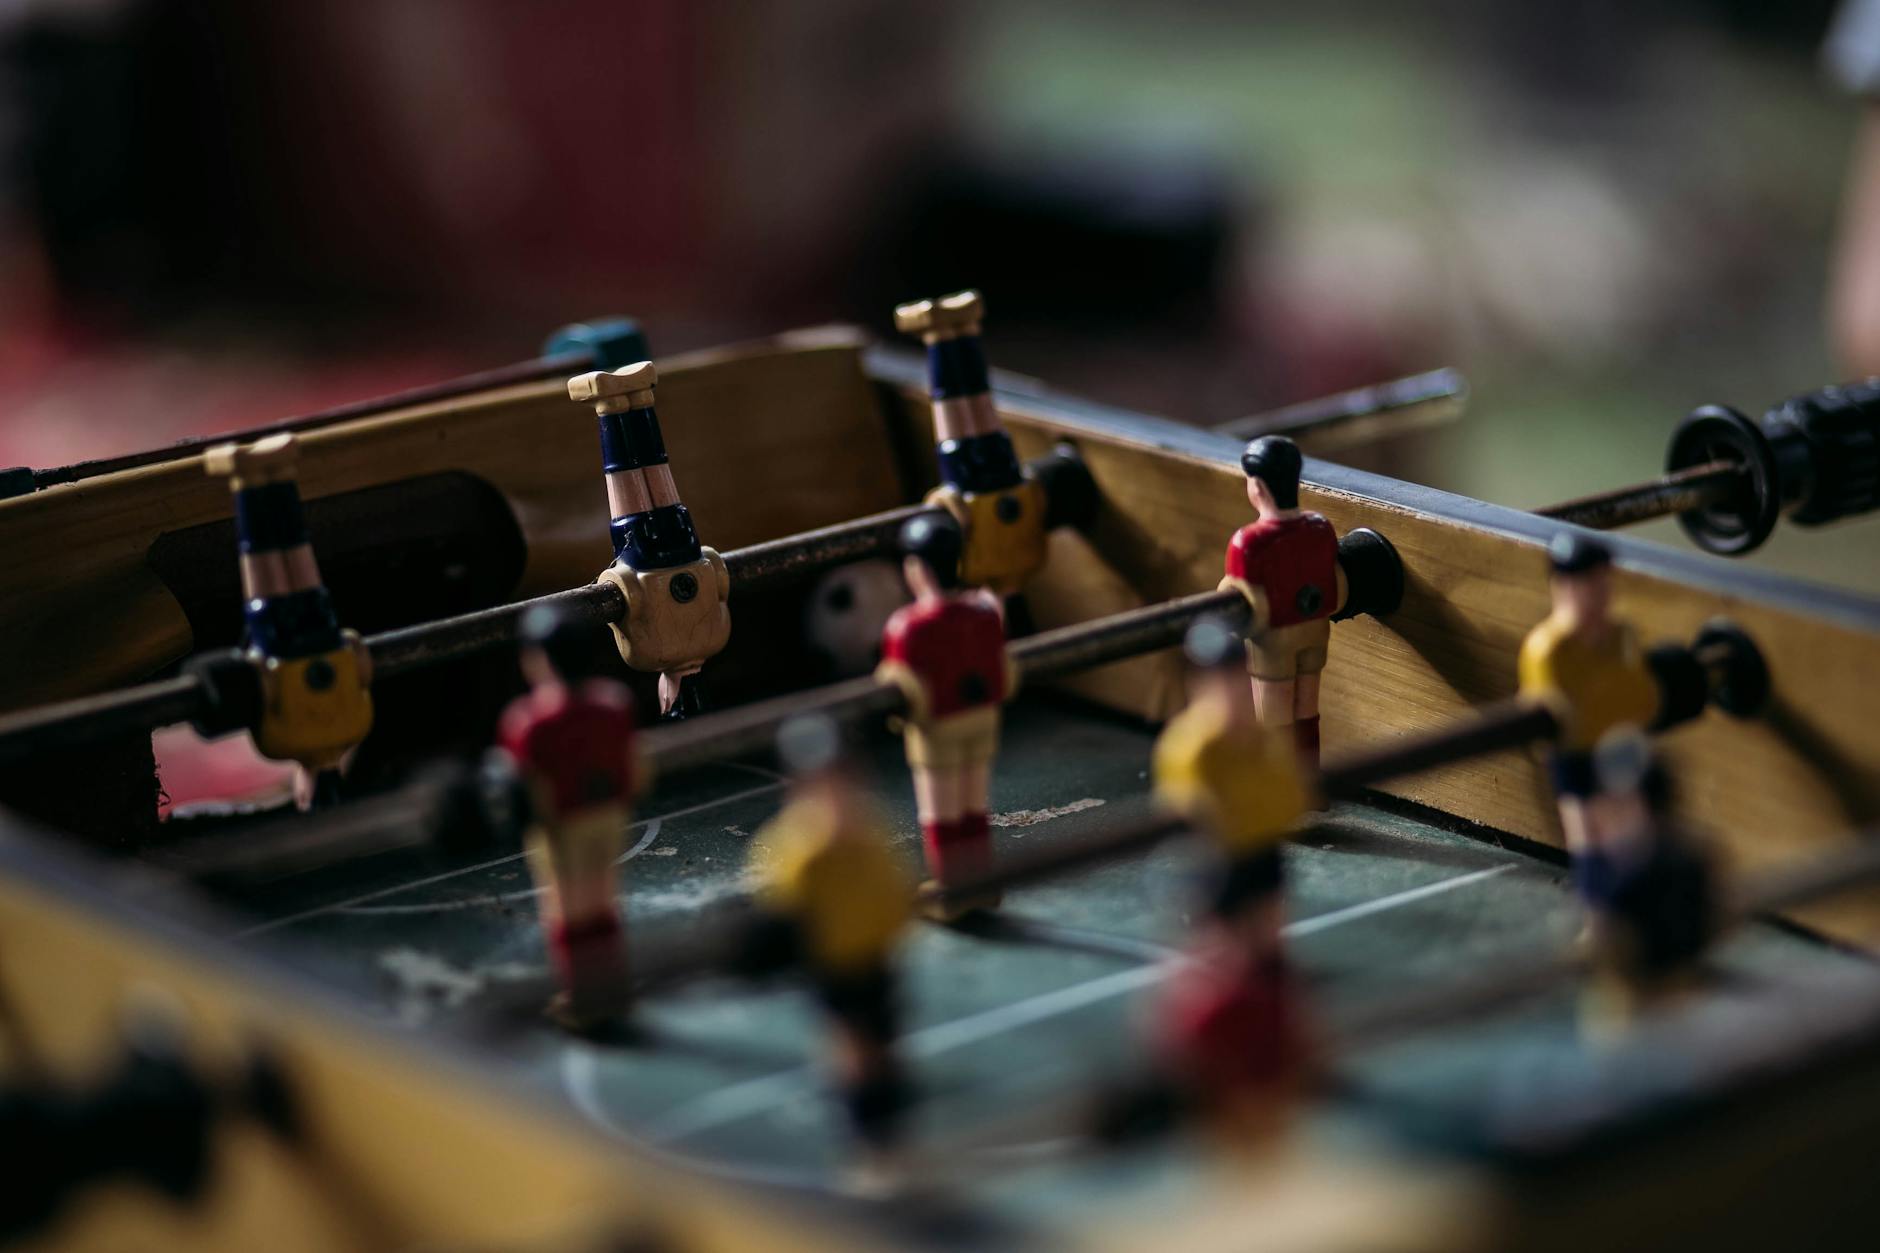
[0,328,899,709]
[868,356,1880,946]
[0,828,855,1253]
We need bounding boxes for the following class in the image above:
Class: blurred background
[2,0,1874,591]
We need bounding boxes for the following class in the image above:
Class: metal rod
[922,813,1192,912]
[1318,698,1559,797]
[31,353,589,490]
[1213,368,1470,445]
[646,677,905,778]
[0,676,207,759]
[1535,460,1742,531]
[0,497,1031,755]
[369,584,623,681]
[721,504,936,593]
[1008,589,1249,685]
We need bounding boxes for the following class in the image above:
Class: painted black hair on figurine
[1240,436,1302,510]
[1548,531,1613,575]
[899,512,964,589]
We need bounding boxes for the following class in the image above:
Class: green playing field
[211,697,1869,1236]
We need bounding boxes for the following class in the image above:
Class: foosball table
[1,298,1878,1251]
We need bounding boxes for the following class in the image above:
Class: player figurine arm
[873,659,932,725]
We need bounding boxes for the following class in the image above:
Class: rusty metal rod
[1535,459,1742,531]
[0,675,208,760]
[367,505,948,682]
[31,353,590,490]
[0,489,1011,755]
[368,584,624,681]
[721,504,937,591]
[1008,589,1250,684]
[1214,368,1469,444]
[1319,698,1560,797]
[645,588,1252,777]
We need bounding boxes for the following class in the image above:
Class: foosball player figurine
[1576,734,1717,1035]
[896,290,1050,597]
[1517,534,1661,859]
[567,360,731,717]
[876,513,1015,918]
[496,605,642,1031]
[1220,436,1344,772]
[204,433,372,809]
[1153,619,1315,1140]
[749,715,914,1166]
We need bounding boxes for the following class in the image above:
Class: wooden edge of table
[0,811,880,1253]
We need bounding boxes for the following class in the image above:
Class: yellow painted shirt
[754,793,912,972]
[1517,615,1660,751]
[1153,698,1309,855]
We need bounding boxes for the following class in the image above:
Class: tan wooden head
[568,360,658,414]
[894,290,983,342]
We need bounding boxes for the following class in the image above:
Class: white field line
[626,861,1520,1145]
[239,783,784,936]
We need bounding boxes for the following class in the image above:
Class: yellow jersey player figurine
[1518,534,1661,860]
[895,290,1049,597]
[1152,618,1315,1138]
[203,433,372,809]
[496,605,643,1032]
[751,715,915,1171]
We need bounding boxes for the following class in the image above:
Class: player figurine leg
[876,514,1014,918]
[1576,737,1717,1036]
[1153,618,1315,1139]
[203,433,373,809]
[568,360,730,717]
[1221,437,1340,772]
[497,606,642,1031]
[752,716,915,1173]
[1517,534,1662,860]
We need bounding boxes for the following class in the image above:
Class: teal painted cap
[543,317,649,372]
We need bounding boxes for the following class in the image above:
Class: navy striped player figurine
[568,361,731,717]
[204,433,372,807]
[896,291,1049,596]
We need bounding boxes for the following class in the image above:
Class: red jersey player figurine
[876,513,1014,918]
[1221,435,1344,772]
[496,605,642,1031]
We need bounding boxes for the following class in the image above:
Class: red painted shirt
[1160,949,1305,1095]
[497,680,637,818]
[1225,513,1338,627]
[880,592,1007,719]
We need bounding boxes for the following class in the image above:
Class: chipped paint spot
[991,797,1105,834]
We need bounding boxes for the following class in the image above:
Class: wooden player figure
[496,605,642,1031]
[1152,618,1315,1138]
[895,290,1049,596]
[203,433,372,809]
[1220,436,1346,772]
[1575,734,1717,1035]
[876,513,1015,917]
[567,360,731,717]
[1517,534,1661,860]
[750,715,915,1166]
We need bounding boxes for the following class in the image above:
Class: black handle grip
[1761,380,1880,527]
